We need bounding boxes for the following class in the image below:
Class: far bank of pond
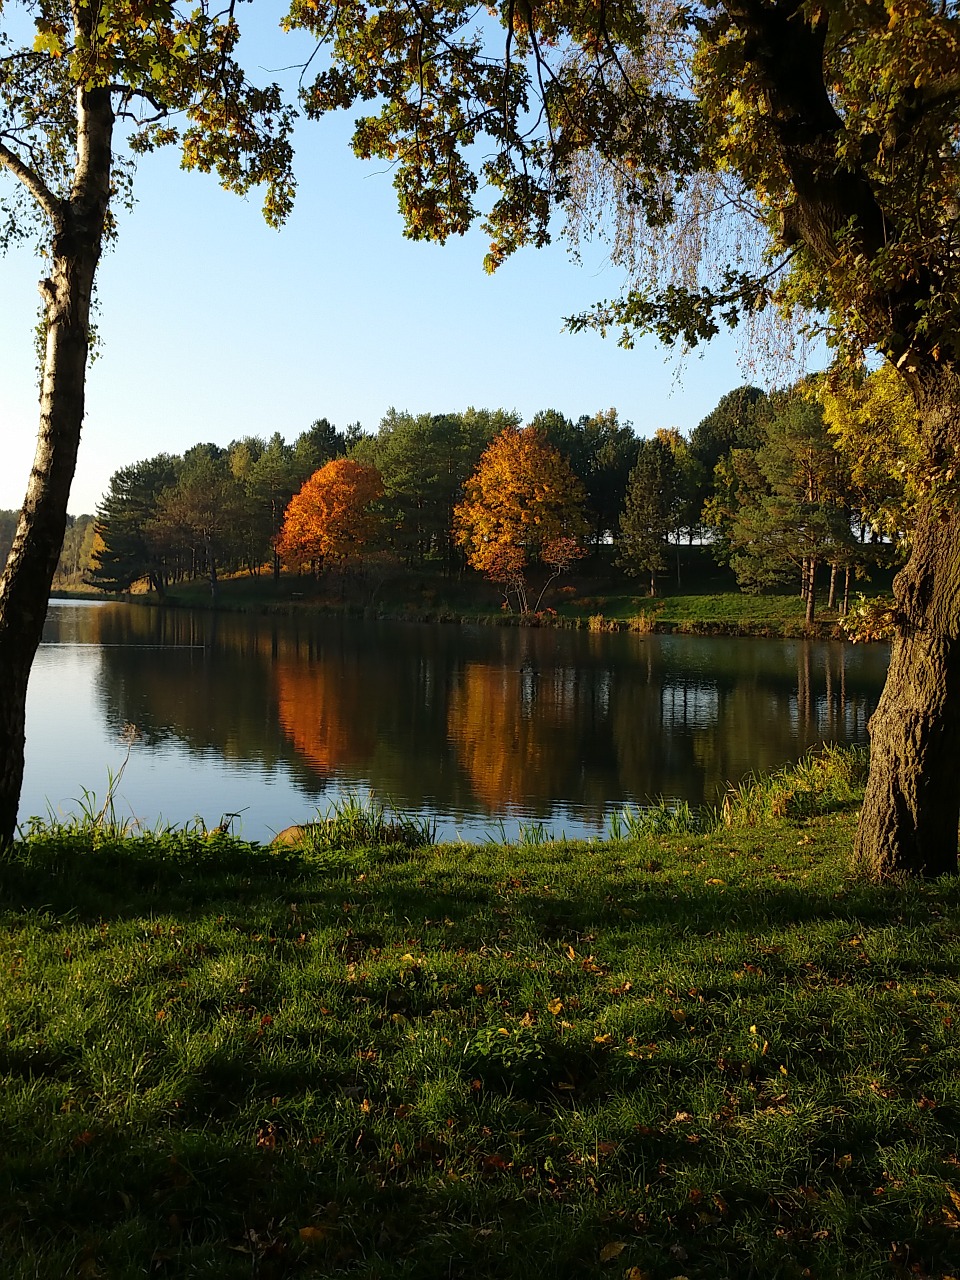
[55,543,896,640]
[24,599,890,844]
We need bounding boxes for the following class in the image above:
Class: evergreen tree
[618,437,683,595]
[89,456,181,597]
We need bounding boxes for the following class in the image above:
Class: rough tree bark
[0,85,114,847]
[853,370,960,879]
[724,0,960,878]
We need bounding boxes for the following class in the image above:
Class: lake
[20,600,890,842]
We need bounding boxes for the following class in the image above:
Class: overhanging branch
[0,141,63,224]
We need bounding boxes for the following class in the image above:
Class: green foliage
[607,798,702,839]
[617,435,684,594]
[533,408,640,549]
[688,388,769,479]
[719,746,871,828]
[606,747,869,837]
[88,455,181,595]
[1,0,296,228]
[351,408,514,571]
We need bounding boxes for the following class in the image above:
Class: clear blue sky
[0,14,786,517]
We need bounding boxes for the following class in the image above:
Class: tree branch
[0,141,63,224]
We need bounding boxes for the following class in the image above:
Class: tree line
[0,512,95,590]
[82,367,914,616]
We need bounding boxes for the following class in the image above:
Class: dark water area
[21,600,890,842]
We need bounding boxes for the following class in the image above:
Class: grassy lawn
[2,770,958,1278]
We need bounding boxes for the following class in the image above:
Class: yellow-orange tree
[454,427,586,612]
[277,459,384,571]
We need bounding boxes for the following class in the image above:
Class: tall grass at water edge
[2,746,960,1280]
[607,745,869,840]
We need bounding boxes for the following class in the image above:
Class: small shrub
[462,1024,550,1093]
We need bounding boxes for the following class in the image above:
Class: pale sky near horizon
[0,10,807,518]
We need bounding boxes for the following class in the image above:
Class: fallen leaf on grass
[547,998,563,1015]
[299,1226,328,1244]
[599,1241,626,1262]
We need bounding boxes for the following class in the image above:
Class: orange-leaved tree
[277,459,384,571]
[454,427,587,612]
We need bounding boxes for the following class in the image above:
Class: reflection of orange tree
[447,662,576,810]
[274,660,376,776]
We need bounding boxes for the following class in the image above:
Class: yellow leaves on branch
[277,458,384,568]
[454,425,587,580]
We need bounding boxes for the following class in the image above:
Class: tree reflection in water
[29,602,889,839]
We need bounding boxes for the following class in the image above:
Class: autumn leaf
[298,1226,329,1244]
[599,1240,626,1262]
[547,997,564,1015]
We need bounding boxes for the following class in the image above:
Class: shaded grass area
[2,785,959,1277]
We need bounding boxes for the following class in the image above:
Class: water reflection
[23,602,890,841]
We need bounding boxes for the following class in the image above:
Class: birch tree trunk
[0,85,113,847]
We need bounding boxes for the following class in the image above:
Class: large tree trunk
[854,371,960,879]
[0,86,113,848]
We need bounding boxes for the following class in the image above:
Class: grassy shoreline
[51,545,898,641]
[61,583,883,641]
[3,754,957,1279]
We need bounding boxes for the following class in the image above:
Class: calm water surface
[20,600,891,842]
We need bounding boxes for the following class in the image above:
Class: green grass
[113,550,898,636]
[2,757,959,1278]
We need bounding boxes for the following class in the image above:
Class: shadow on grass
[3,830,960,1278]
[4,828,958,939]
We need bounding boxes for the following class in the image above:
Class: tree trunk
[805,559,817,625]
[854,372,960,879]
[827,561,837,610]
[205,532,218,601]
[0,87,113,848]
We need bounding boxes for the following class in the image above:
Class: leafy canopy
[0,0,296,249]
[454,425,586,610]
[277,458,385,568]
[290,0,960,384]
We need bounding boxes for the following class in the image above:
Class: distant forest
[3,372,911,617]
[0,510,96,589]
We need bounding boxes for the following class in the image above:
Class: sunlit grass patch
[2,774,960,1278]
[275,793,437,855]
